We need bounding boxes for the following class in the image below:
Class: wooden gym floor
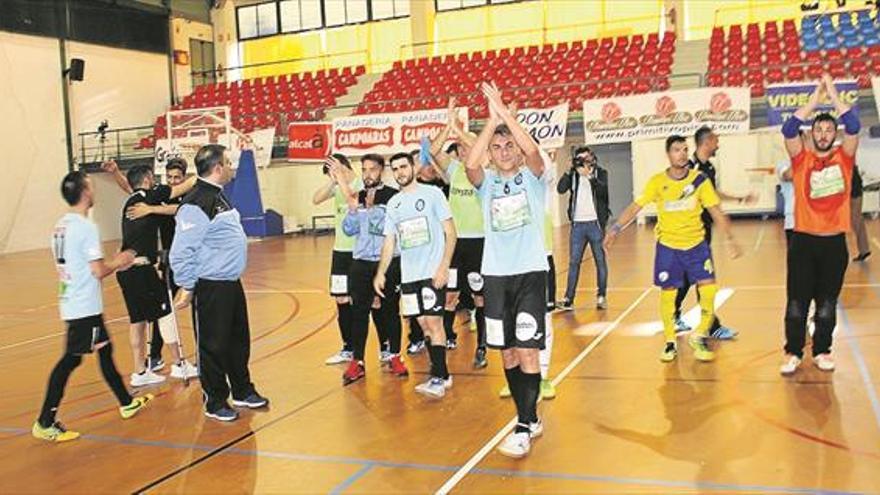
[0,219,879,494]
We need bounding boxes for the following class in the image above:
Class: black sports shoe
[205,405,238,422]
[146,356,165,372]
[446,338,457,350]
[556,299,574,311]
[473,347,488,369]
[232,391,269,409]
[853,252,872,262]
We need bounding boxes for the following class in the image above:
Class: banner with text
[155,127,275,173]
[516,104,569,149]
[332,107,469,156]
[766,80,860,127]
[287,122,332,161]
[582,87,751,145]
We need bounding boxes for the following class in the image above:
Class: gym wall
[0,31,69,253]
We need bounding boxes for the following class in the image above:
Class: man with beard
[375,152,457,399]
[779,74,860,375]
[604,135,742,364]
[672,126,755,340]
[335,154,407,385]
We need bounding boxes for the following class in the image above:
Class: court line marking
[329,465,373,495]
[871,236,880,251]
[435,287,654,495]
[0,288,305,353]
[837,309,880,432]
[752,222,766,253]
[0,425,861,495]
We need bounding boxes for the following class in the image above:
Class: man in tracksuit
[170,144,268,422]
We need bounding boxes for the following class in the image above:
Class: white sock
[539,312,554,379]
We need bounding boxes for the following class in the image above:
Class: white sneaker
[379,350,392,364]
[170,360,199,379]
[469,309,477,331]
[779,354,802,375]
[130,370,166,387]
[814,353,835,372]
[497,431,531,458]
[529,419,544,439]
[325,349,352,365]
[415,377,447,398]
[443,375,453,389]
[596,296,608,310]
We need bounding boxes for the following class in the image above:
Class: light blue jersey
[478,167,549,276]
[384,183,452,283]
[776,160,795,230]
[52,213,104,320]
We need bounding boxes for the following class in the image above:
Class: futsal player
[335,154,407,384]
[312,154,364,365]
[604,134,742,363]
[116,165,198,386]
[375,152,457,399]
[33,171,152,443]
[466,82,547,458]
[779,74,860,374]
[428,99,489,368]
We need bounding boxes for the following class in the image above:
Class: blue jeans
[564,220,608,302]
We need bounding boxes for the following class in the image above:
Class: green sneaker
[32,421,80,443]
[540,379,556,400]
[688,335,715,362]
[660,342,677,362]
[120,393,154,420]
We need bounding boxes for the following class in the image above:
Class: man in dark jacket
[556,146,611,311]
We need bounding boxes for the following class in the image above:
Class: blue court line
[328,465,373,495]
[3,426,865,495]
[843,269,880,431]
[837,307,880,432]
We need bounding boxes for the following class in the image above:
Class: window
[436,0,528,12]
[371,0,409,20]
[238,0,411,39]
[325,0,369,28]
[280,0,322,32]
[237,2,278,39]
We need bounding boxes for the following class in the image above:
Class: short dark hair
[361,153,385,167]
[332,153,352,169]
[812,112,838,130]
[493,124,512,137]
[573,145,592,157]
[126,165,153,189]
[665,134,686,152]
[194,144,227,177]
[61,171,88,206]
[389,152,414,166]
[166,158,187,175]
[694,126,715,146]
[445,142,460,155]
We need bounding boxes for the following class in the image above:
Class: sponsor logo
[421,286,437,309]
[401,123,446,146]
[415,199,425,211]
[704,258,714,274]
[658,271,669,282]
[467,272,484,292]
[335,127,394,149]
[515,312,538,341]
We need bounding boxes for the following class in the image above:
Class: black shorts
[116,265,172,324]
[330,250,354,296]
[65,314,110,355]
[450,237,485,296]
[483,271,546,350]
[851,167,863,199]
[400,279,446,317]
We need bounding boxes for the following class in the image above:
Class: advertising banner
[582,87,751,145]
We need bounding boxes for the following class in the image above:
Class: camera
[573,156,586,169]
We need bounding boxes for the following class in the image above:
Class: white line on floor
[435,287,654,495]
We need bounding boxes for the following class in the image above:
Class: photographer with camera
[556,146,610,311]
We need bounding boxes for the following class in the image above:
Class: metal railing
[77,125,154,166]
[189,49,370,83]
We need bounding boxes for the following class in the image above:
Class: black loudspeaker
[68,58,85,81]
